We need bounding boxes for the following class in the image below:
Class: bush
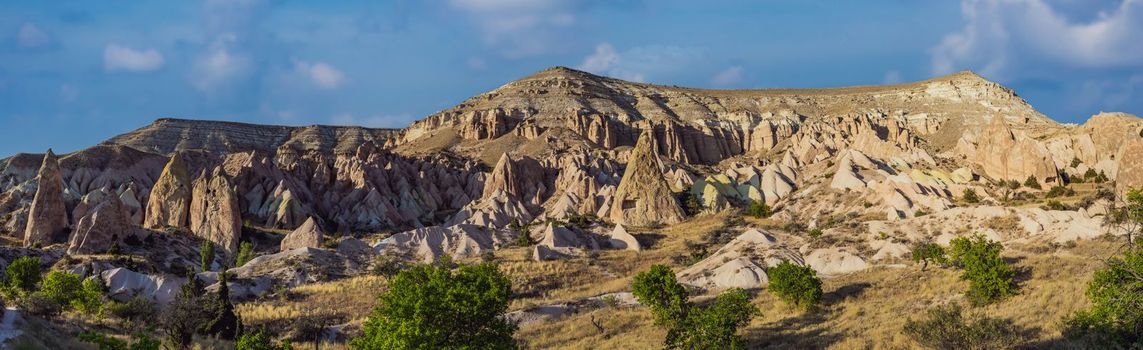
[5,256,41,293]
[668,288,758,350]
[200,241,215,272]
[73,277,105,315]
[515,231,535,247]
[103,297,156,324]
[632,265,690,327]
[351,261,517,349]
[38,271,82,306]
[1071,157,1082,168]
[911,243,947,271]
[948,235,1017,305]
[371,254,407,278]
[17,293,61,317]
[1022,175,1040,190]
[904,303,1020,349]
[1084,168,1098,180]
[766,262,822,309]
[808,228,823,239]
[962,189,980,204]
[746,201,770,218]
[235,241,255,267]
[1046,185,1075,198]
[237,328,293,350]
[1062,243,1143,347]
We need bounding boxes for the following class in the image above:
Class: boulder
[67,195,134,255]
[607,225,641,251]
[24,150,69,247]
[144,153,192,229]
[280,217,324,251]
[608,131,686,226]
[678,229,800,291]
[102,268,185,304]
[950,167,975,184]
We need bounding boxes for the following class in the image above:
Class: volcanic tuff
[1,67,1142,301]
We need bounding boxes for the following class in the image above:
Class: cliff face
[388,67,1056,166]
[1,66,1141,251]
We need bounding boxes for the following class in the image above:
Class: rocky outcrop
[188,168,242,255]
[606,225,641,251]
[608,132,685,226]
[23,150,68,247]
[67,195,134,255]
[144,153,191,229]
[960,116,1059,185]
[375,224,511,263]
[281,217,324,251]
[1115,139,1143,196]
[678,229,800,291]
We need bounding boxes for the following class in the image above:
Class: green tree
[237,328,293,350]
[5,256,41,293]
[350,261,517,350]
[202,270,242,340]
[632,264,690,327]
[200,241,215,272]
[912,243,948,271]
[235,241,255,267]
[72,277,105,315]
[1022,175,1040,190]
[765,262,822,309]
[37,271,82,306]
[904,303,1020,349]
[962,189,980,204]
[746,201,770,218]
[1063,243,1143,347]
[948,235,1017,305]
[1106,188,1143,244]
[161,274,208,348]
[668,288,758,350]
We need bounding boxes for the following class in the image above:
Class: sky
[2,0,1142,156]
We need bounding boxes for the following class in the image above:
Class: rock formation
[281,217,324,251]
[1116,139,1143,196]
[961,116,1059,185]
[68,195,134,255]
[188,168,242,255]
[608,131,685,226]
[144,153,191,229]
[24,149,68,247]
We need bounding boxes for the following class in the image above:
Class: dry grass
[518,239,1118,349]
[238,275,386,328]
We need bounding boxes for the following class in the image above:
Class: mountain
[1,66,1142,347]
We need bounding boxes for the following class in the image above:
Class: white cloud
[191,36,250,91]
[883,70,904,84]
[448,0,582,56]
[17,23,51,48]
[577,43,703,83]
[103,44,164,72]
[330,113,410,128]
[710,66,745,87]
[932,0,1143,77]
[295,61,346,89]
[579,43,619,72]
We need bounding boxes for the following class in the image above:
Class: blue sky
[2,0,1142,156]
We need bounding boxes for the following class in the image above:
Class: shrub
[677,192,702,216]
[200,241,215,272]
[904,303,1020,349]
[1084,168,1098,179]
[351,261,517,349]
[766,262,822,309]
[235,241,255,267]
[948,235,1017,305]
[237,328,293,350]
[202,271,242,340]
[1062,243,1143,347]
[962,189,980,204]
[38,271,82,306]
[1022,175,1040,190]
[17,293,61,317]
[632,265,690,327]
[1071,157,1082,168]
[1046,185,1075,198]
[103,297,156,324]
[911,243,947,271]
[515,231,535,247]
[747,201,770,218]
[72,277,105,315]
[668,288,758,350]
[808,228,823,239]
[5,256,41,293]
[1042,200,1068,211]
[914,209,930,217]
